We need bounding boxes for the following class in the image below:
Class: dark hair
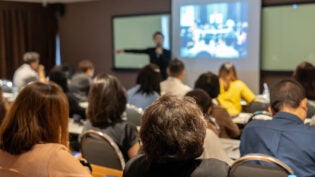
[293,61,315,100]
[49,66,69,92]
[140,95,206,162]
[185,89,213,114]
[153,31,163,39]
[168,58,185,77]
[136,64,161,95]
[87,73,126,127]
[218,62,238,81]
[194,72,220,98]
[270,79,306,113]
[78,59,94,73]
[0,82,69,154]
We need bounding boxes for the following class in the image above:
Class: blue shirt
[240,112,315,177]
[127,85,159,109]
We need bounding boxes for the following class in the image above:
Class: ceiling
[2,0,98,4]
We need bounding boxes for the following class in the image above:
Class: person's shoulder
[127,85,140,95]
[123,154,148,177]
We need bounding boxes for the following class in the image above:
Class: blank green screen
[262,4,315,71]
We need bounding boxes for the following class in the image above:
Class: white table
[220,138,240,160]
[68,119,84,134]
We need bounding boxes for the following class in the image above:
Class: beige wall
[59,0,170,89]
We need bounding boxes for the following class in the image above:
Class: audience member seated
[49,66,86,120]
[69,59,94,102]
[123,95,229,177]
[160,58,191,97]
[194,72,240,139]
[185,89,233,165]
[217,62,257,116]
[0,89,7,124]
[13,51,46,90]
[81,73,139,162]
[0,82,91,177]
[293,61,315,117]
[127,64,161,109]
[240,79,315,177]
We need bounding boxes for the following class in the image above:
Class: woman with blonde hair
[0,82,91,177]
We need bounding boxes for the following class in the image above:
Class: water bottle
[288,175,297,177]
[262,82,270,102]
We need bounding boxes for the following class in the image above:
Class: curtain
[0,2,57,80]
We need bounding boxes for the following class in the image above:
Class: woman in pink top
[0,82,91,177]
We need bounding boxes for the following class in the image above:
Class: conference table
[91,164,122,177]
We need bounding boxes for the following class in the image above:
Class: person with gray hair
[13,51,46,89]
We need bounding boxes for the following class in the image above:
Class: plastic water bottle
[288,175,297,177]
[262,82,270,102]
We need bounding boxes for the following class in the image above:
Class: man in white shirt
[160,58,191,97]
[13,52,45,90]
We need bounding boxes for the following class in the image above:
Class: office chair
[247,111,272,123]
[80,130,125,170]
[229,153,294,177]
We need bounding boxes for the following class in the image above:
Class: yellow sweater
[217,80,256,116]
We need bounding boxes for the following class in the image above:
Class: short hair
[270,79,306,113]
[185,89,213,114]
[78,59,94,73]
[194,72,220,98]
[0,82,69,154]
[136,64,162,95]
[168,58,185,77]
[293,61,315,100]
[153,31,163,39]
[49,66,69,92]
[87,73,126,127]
[23,51,40,64]
[218,62,238,81]
[140,95,206,162]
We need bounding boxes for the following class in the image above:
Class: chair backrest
[229,153,294,177]
[247,101,269,113]
[0,167,26,177]
[126,104,144,126]
[80,130,125,170]
[247,111,272,123]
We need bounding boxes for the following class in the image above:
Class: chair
[247,111,272,123]
[80,130,125,170]
[229,153,294,177]
[125,104,144,126]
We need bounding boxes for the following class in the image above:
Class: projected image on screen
[180,2,248,59]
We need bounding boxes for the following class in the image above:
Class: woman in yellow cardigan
[217,62,257,116]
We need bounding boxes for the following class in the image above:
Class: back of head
[23,51,40,64]
[140,95,206,163]
[270,79,305,113]
[218,62,237,81]
[136,64,161,95]
[78,59,94,73]
[88,73,126,127]
[194,72,220,98]
[293,61,315,100]
[168,58,185,77]
[49,66,68,92]
[185,89,213,114]
[0,82,69,154]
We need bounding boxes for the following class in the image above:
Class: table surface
[91,164,123,177]
[220,138,240,160]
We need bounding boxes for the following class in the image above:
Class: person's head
[136,64,162,95]
[87,73,126,127]
[0,82,69,154]
[49,66,69,92]
[293,61,315,100]
[23,51,40,70]
[167,58,185,78]
[153,31,164,47]
[269,79,307,119]
[218,62,238,82]
[78,59,94,77]
[185,89,213,114]
[140,95,206,163]
[194,71,220,98]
